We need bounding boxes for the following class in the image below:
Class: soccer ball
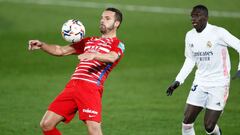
[61,19,85,43]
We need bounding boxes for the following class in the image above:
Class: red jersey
[70,37,125,86]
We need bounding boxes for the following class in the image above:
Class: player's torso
[84,37,115,54]
[189,33,226,63]
[71,37,119,85]
[187,25,230,85]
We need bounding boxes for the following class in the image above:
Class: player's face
[99,11,118,34]
[191,9,208,32]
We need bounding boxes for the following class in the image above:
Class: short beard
[100,23,115,34]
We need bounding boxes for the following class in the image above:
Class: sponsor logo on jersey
[193,51,213,57]
[194,51,213,61]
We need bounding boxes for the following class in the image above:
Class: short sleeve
[70,37,89,54]
[111,40,125,57]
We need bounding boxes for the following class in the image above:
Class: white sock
[182,123,195,135]
[206,125,221,135]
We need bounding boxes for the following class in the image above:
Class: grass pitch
[0,0,240,134]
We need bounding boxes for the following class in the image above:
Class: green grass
[0,0,240,135]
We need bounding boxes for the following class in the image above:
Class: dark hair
[193,5,208,17]
[105,7,123,28]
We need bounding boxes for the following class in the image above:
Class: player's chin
[193,25,200,30]
[100,28,107,34]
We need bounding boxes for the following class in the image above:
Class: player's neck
[101,30,117,38]
[196,22,207,33]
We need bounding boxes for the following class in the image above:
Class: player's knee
[86,121,102,135]
[87,124,100,132]
[182,122,194,130]
[204,123,215,134]
[40,120,55,131]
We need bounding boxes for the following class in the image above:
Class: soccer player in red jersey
[28,7,125,135]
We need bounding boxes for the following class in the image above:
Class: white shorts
[186,84,229,111]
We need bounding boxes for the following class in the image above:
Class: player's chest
[188,35,222,53]
[84,39,113,53]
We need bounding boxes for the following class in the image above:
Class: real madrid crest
[207,41,212,48]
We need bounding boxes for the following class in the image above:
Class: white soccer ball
[61,19,85,43]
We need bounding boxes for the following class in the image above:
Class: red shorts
[48,80,103,123]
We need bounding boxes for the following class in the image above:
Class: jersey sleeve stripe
[97,63,112,86]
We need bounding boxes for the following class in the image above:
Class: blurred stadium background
[0,0,240,134]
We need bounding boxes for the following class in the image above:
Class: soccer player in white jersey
[166,5,240,135]
[28,8,125,135]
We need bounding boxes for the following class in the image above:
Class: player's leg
[86,120,103,135]
[75,81,104,135]
[204,85,228,135]
[40,80,78,135]
[204,109,222,135]
[40,110,64,135]
[182,104,203,135]
[182,84,206,135]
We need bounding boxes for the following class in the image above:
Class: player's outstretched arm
[78,51,119,63]
[28,40,76,56]
[166,81,180,96]
[232,70,240,80]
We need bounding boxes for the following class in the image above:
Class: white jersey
[176,23,240,86]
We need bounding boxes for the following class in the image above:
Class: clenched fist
[28,40,44,50]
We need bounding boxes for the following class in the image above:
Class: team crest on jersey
[207,41,212,48]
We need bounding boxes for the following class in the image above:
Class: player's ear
[114,21,120,28]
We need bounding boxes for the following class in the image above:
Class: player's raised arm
[28,40,76,56]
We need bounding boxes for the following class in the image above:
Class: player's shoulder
[185,28,195,38]
[80,37,92,42]
[209,23,228,33]
[112,37,124,45]
[113,37,125,53]
[186,29,194,34]
[84,36,97,41]
[112,37,121,42]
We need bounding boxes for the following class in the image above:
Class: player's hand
[166,81,180,96]
[78,53,96,61]
[232,70,240,80]
[28,40,43,51]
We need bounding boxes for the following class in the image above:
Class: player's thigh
[204,109,222,128]
[75,81,103,123]
[183,104,203,124]
[48,80,79,123]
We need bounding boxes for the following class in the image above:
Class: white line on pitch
[0,0,240,18]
